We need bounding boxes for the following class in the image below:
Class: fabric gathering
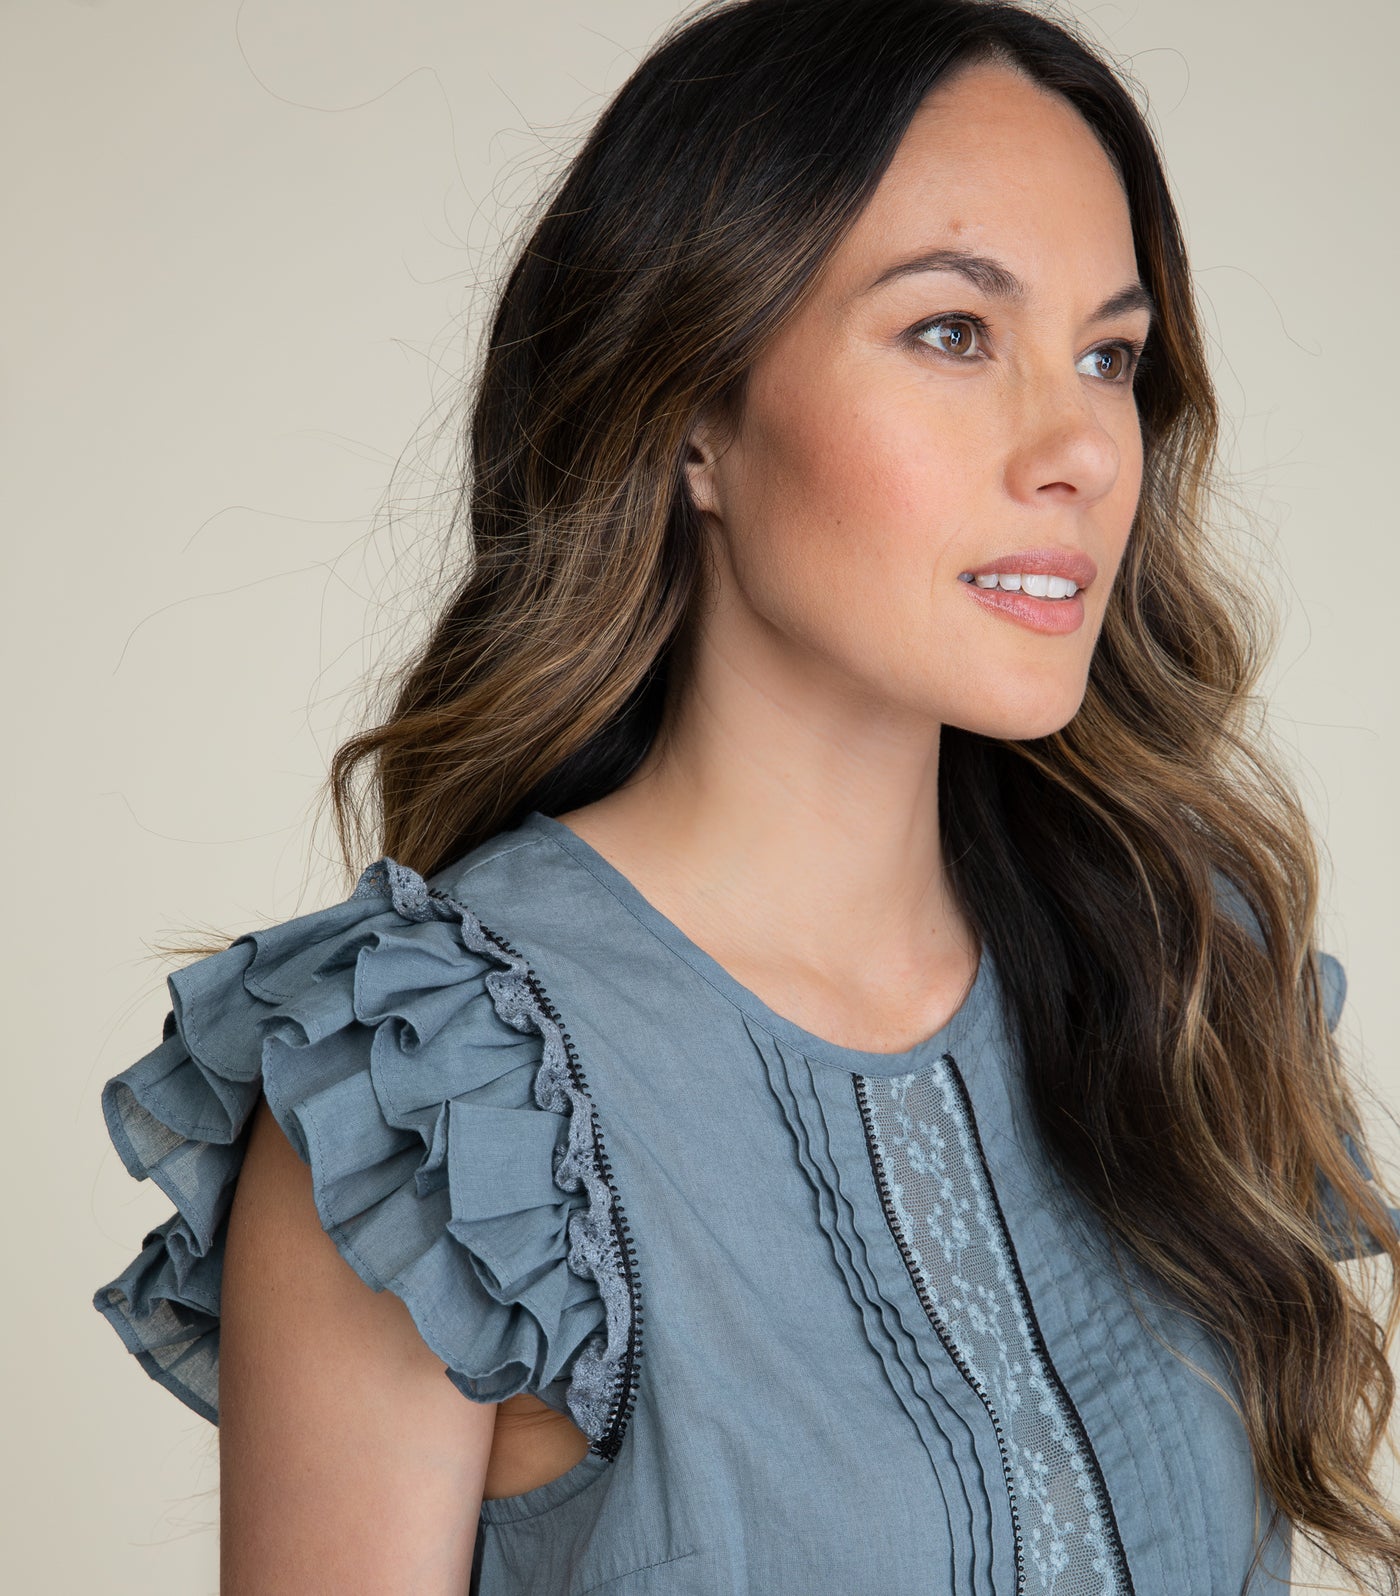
[91,810,1400,1595]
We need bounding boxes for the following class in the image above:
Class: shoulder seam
[522,827,792,1043]
[427,882,645,1460]
[449,834,552,885]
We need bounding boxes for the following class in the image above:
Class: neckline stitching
[521,812,985,1073]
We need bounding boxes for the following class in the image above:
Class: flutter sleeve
[91,857,636,1451]
[1212,873,1400,1263]
[1313,950,1400,1263]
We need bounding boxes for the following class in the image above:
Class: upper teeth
[972,572,1078,598]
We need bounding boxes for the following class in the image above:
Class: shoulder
[92,830,639,1456]
[1210,868,1400,1259]
[1209,866,1346,1030]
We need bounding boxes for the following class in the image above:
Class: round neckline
[519,809,993,1077]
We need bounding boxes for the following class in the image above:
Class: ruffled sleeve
[91,857,639,1454]
[1212,874,1399,1262]
[1312,950,1400,1262]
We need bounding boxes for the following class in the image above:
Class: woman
[92,0,1400,1590]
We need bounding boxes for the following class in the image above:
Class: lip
[961,547,1098,589]
[961,583,1085,636]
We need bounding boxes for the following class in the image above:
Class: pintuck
[92,809,1393,1595]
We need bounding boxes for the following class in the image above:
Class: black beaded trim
[854,1068,1026,1591]
[426,886,644,1463]
[935,1055,1135,1594]
[853,1056,1136,1596]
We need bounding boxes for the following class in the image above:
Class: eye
[909,313,1148,387]
[913,314,986,358]
[1076,341,1145,384]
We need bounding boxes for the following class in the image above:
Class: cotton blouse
[92,808,1398,1595]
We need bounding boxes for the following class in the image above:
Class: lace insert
[855,1056,1134,1596]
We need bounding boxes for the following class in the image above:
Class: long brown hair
[317,1,1400,1584]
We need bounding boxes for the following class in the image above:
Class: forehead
[826,60,1137,295]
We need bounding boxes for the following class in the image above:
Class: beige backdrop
[6,0,1396,1589]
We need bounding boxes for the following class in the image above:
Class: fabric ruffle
[1312,950,1400,1261]
[92,857,638,1451]
[1214,873,1398,1261]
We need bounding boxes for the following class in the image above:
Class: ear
[683,414,723,519]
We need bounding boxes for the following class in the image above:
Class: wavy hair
[316,1,1400,1585]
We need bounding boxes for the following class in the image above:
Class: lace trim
[352,861,643,1459]
[855,1055,1135,1596]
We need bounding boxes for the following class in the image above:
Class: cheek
[725,369,967,625]
[1104,417,1144,568]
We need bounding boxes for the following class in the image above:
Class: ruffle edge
[92,856,641,1455]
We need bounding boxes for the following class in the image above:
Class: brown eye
[1077,342,1140,383]
[916,316,983,357]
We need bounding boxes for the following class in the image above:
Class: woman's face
[685,59,1153,741]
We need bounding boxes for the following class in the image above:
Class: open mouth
[957,571,1081,600]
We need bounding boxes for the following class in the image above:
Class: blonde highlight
[182,1,1400,1584]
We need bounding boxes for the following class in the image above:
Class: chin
[947,682,1090,743]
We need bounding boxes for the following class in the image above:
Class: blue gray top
[93,808,1395,1595]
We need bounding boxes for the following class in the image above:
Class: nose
[1001,367,1125,508]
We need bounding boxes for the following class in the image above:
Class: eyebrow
[859,246,1158,330]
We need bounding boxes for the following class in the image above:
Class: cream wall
[6,0,1395,1589]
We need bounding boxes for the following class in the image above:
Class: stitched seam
[854,1068,1026,1593]
[941,1054,1138,1595]
[526,830,806,1050]
[573,1548,699,1596]
[428,883,645,1462]
[448,837,548,882]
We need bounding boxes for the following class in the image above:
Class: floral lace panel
[855,1056,1135,1596]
